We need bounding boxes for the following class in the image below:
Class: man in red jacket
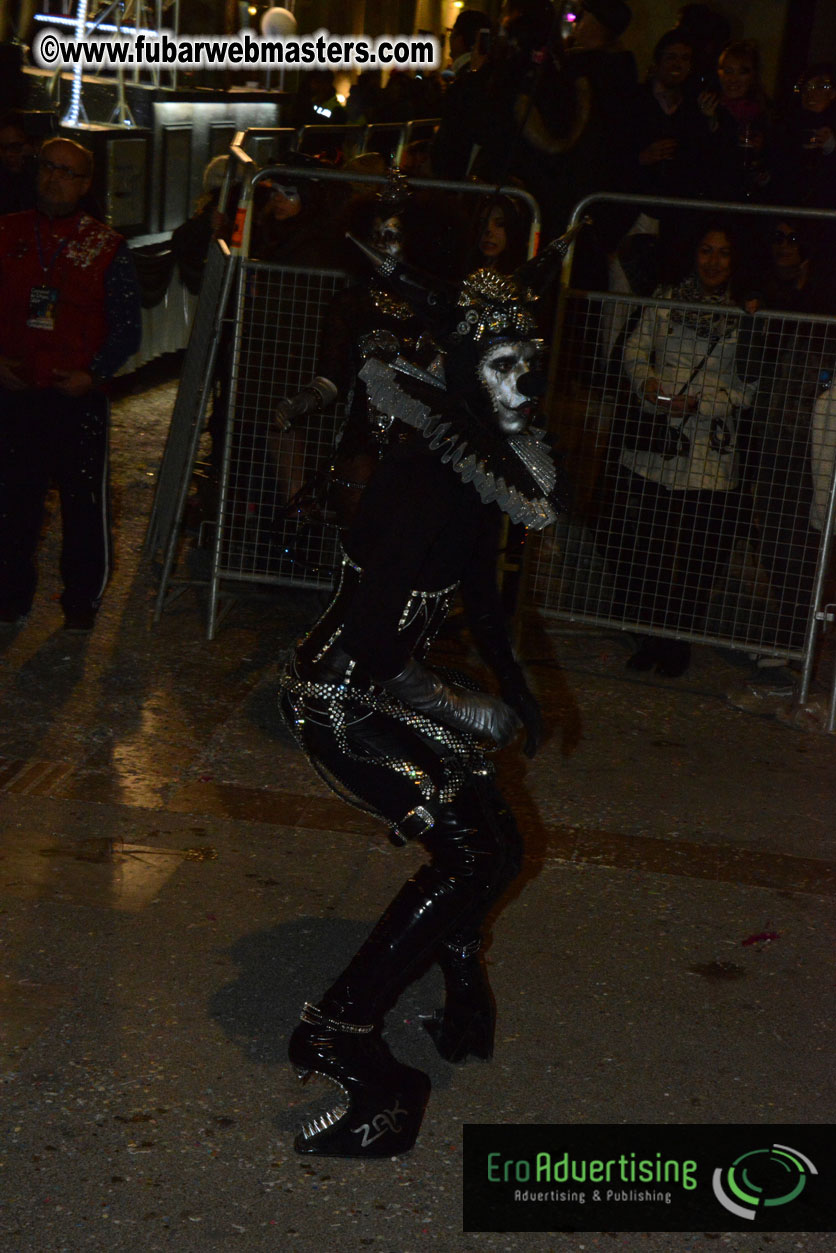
[0,137,141,631]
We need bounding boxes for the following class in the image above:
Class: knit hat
[584,0,632,38]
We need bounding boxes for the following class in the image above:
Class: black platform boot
[422,935,496,1063]
[288,1003,430,1157]
[289,785,519,1153]
[288,851,490,1157]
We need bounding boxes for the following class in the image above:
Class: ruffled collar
[357,356,566,530]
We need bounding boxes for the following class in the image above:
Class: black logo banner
[463,1124,835,1232]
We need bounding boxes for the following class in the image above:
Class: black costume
[279,266,564,1157]
[318,282,444,463]
[274,177,460,526]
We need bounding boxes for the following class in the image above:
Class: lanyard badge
[27,284,59,330]
[29,216,73,331]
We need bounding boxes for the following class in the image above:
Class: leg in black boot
[288,1003,430,1157]
[287,863,464,1158]
[421,782,522,1063]
[422,934,495,1062]
[289,782,521,1151]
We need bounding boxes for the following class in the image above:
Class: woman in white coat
[600,222,757,675]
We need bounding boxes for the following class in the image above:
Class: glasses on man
[38,157,88,180]
[772,229,800,244]
[796,78,834,93]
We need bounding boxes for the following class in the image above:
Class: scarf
[666,272,739,340]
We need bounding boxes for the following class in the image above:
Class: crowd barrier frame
[227,119,442,170]
[532,192,836,729]
[144,237,236,623]
[147,149,541,639]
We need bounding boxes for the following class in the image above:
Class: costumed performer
[279,260,568,1157]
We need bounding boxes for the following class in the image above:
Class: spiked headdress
[448,268,539,345]
[376,167,411,214]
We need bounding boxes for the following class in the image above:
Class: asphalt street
[0,366,833,1253]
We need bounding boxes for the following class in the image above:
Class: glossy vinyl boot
[422,937,496,1063]
[288,1003,430,1157]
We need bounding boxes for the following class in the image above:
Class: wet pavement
[1,362,834,1253]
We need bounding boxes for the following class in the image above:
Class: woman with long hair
[473,195,529,275]
[772,62,836,209]
[598,220,757,676]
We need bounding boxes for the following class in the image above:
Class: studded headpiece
[449,269,539,346]
[376,167,410,214]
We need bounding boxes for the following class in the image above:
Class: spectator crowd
[2,0,836,663]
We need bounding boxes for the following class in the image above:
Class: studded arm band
[379,658,519,748]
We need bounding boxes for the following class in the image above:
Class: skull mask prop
[443,270,545,431]
[368,169,410,261]
[370,213,404,259]
[477,339,542,434]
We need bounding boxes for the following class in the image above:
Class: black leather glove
[380,658,521,748]
[274,376,337,431]
[499,665,542,758]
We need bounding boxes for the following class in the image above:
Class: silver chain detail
[299,1002,375,1034]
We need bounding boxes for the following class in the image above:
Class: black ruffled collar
[358,356,568,530]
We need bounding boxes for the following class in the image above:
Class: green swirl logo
[713,1144,817,1220]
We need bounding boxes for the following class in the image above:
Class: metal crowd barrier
[207,163,541,637]
[147,144,541,638]
[296,123,365,161]
[527,193,836,728]
[232,120,441,168]
[144,238,235,618]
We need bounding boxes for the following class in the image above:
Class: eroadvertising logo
[462,1125,834,1233]
[712,1143,818,1220]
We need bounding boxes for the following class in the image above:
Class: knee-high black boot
[289,783,519,1156]
[288,859,469,1158]
[288,1002,431,1157]
[422,783,523,1064]
[421,930,496,1062]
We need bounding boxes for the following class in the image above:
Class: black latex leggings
[282,693,523,1023]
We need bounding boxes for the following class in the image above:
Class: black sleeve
[459,512,520,682]
[316,287,362,399]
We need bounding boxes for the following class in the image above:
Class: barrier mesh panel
[218,263,348,588]
[145,240,232,556]
[529,290,836,659]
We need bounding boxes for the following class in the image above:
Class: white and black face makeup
[477,339,539,433]
[371,213,404,259]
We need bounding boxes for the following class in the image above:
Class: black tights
[282,693,523,1025]
[321,778,523,1024]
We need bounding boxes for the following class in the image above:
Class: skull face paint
[477,340,539,433]
[371,214,404,259]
